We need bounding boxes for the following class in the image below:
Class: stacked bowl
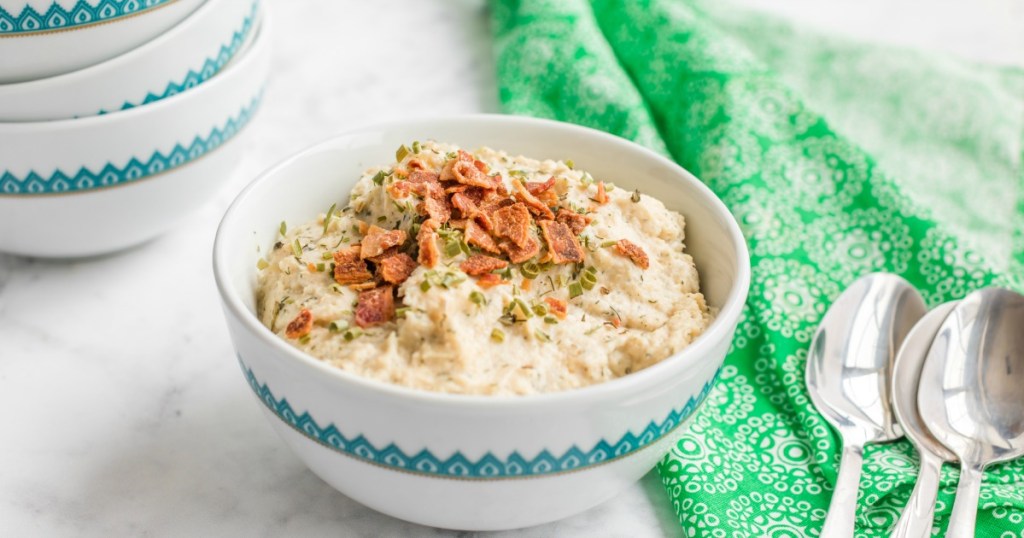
[0,0,270,257]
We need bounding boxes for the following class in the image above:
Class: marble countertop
[1,1,1019,536]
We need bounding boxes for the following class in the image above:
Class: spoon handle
[821,440,865,538]
[946,463,984,538]
[891,452,944,538]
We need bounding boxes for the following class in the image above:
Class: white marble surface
[1,1,1020,536]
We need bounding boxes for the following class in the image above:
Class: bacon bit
[411,181,451,224]
[609,315,621,328]
[408,169,439,184]
[476,273,507,289]
[595,182,609,205]
[361,225,407,259]
[417,219,441,268]
[349,281,378,291]
[307,262,317,272]
[525,176,555,195]
[376,252,418,285]
[357,221,369,235]
[492,203,531,248]
[448,218,468,230]
[615,239,649,269]
[387,180,412,199]
[465,219,500,253]
[450,192,479,219]
[355,286,395,328]
[555,208,592,235]
[444,183,471,194]
[285,308,313,339]
[539,220,585,264]
[544,297,567,319]
[535,189,559,208]
[473,159,490,175]
[407,159,428,171]
[511,179,555,220]
[460,255,508,276]
[442,150,493,188]
[499,235,540,264]
[333,247,373,285]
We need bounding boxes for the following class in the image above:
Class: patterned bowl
[213,116,751,531]
[0,5,268,258]
[0,0,257,121]
[0,0,206,84]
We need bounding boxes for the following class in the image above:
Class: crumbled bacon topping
[544,297,567,320]
[285,308,313,339]
[417,219,441,268]
[412,180,451,224]
[355,286,395,328]
[511,179,555,220]
[442,150,493,188]
[475,273,507,288]
[492,203,531,248]
[499,235,540,264]
[408,169,439,184]
[615,239,649,269]
[465,219,500,254]
[525,177,555,195]
[376,252,418,285]
[595,182,609,205]
[333,247,373,285]
[361,225,407,259]
[555,207,592,235]
[460,255,508,276]
[387,180,412,199]
[539,220,585,264]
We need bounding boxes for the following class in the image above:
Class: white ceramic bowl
[0,5,269,258]
[0,0,257,121]
[0,0,207,84]
[213,116,751,531]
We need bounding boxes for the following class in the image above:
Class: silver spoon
[918,287,1024,537]
[807,273,926,538]
[890,302,959,538]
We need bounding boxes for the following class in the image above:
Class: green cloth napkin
[491,1,1024,536]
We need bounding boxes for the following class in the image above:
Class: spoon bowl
[918,287,1024,537]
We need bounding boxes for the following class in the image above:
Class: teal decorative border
[110,0,258,113]
[0,0,172,35]
[240,358,719,479]
[0,92,262,195]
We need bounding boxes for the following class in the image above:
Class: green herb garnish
[372,170,389,186]
[565,159,575,169]
[396,144,411,162]
[469,290,486,306]
[256,258,269,270]
[395,307,410,319]
[279,221,287,235]
[601,240,618,248]
[535,330,552,342]
[343,329,362,341]
[631,190,641,203]
[322,203,337,235]
[531,303,548,317]
[298,335,311,345]
[491,328,505,343]
[322,251,334,260]
[328,320,349,333]
[412,140,421,154]
[520,262,540,280]
[544,316,559,324]
[292,239,303,258]
[420,280,432,292]
[316,263,326,272]
[568,281,584,299]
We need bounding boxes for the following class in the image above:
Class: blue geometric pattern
[112,0,259,113]
[0,0,171,34]
[0,93,262,195]
[240,358,720,479]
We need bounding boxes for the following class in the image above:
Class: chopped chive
[445,151,457,160]
[565,159,575,169]
[279,221,287,235]
[256,258,269,270]
[532,303,548,316]
[316,263,326,272]
[544,316,559,324]
[377,215,387,223]
[292,239,303,258]
[605,182,616,191]
[322,251,334,260]
[601,240,618,248]
[459,240,472,257]
[520,262,540,279]
[535,330,552,342]
[372,170,388,185]
[568,281,584,299]
[469,290,486,306]
[581,173,594,186]
[395,307,410,319]
[444,240,463,258]
[420,280,432,292]
[322,203,337,235]
[328,320,349,333]
[343,329,362,341]
[412,140,421,154]
[491,328,505,343]
[298,335,311,345]
[331,284,343,293]
[396,144,411,162]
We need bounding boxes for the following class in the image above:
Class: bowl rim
[213,114,751,409]
[0,1,266,133]
[0,0,186,38]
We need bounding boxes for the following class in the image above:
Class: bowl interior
[217,115,749,397]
